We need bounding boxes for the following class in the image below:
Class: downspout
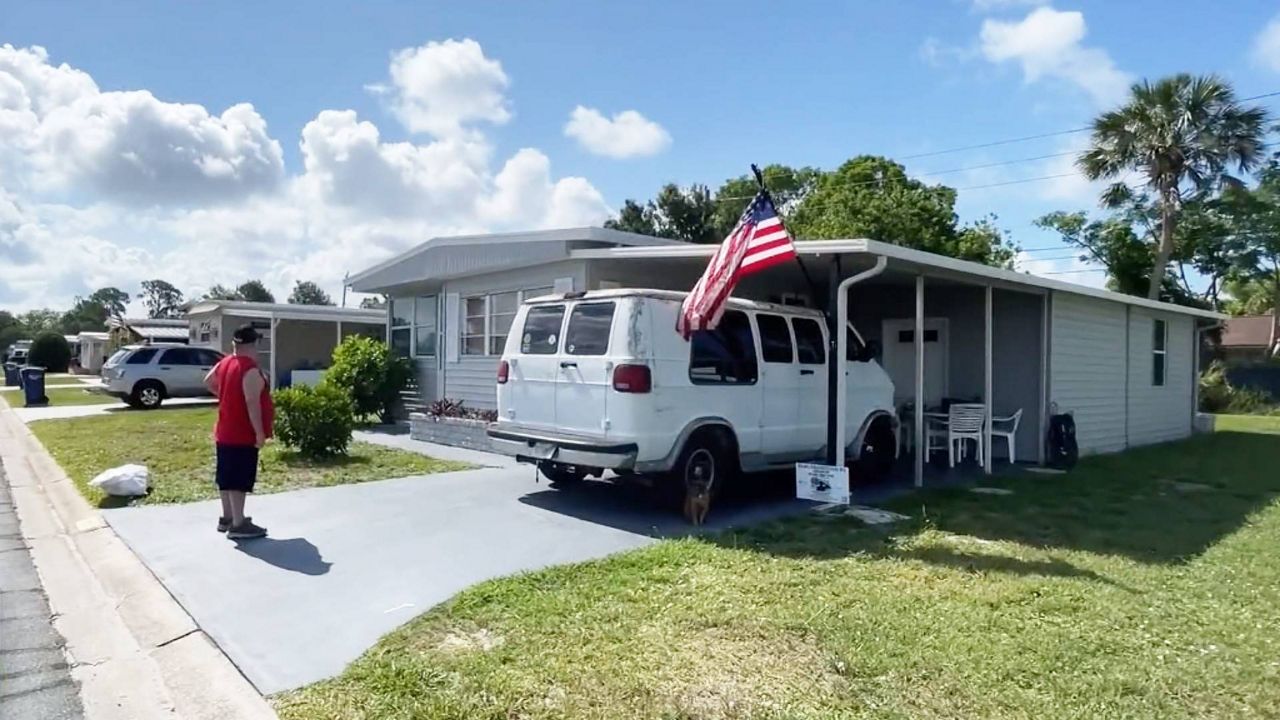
[834,256,889,468]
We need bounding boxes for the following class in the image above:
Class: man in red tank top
[203,325,275,539]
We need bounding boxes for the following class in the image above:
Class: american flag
[677,191,797,338]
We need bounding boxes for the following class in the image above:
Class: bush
[1200,361,1279,414]
[273,384,356,457]
[28,332,71,372]
[322,336,412,422]
[426,398,498,423]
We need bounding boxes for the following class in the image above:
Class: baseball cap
[232,325,260,345]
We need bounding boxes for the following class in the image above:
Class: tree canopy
[1078,74,1268,299]
[604,156,1016,267]
[288,280,334,306]
[140,279,185,318]
[236,280,275,303]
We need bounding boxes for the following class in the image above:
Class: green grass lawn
[30,406,470,506]
[277,426,1280,719]
[0,386,118,406]
[1215,413,1280,434]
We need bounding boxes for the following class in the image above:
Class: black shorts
[215,444,260,493]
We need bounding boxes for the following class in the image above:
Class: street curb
[0,407,277,720]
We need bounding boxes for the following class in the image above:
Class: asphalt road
[0,464,83,719]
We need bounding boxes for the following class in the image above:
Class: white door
[790,316,829,456]
[554,301,617,436]
[504,303,565,429]
[881,318,949,407]
[755,312,800,458]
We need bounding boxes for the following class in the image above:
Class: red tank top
[213,355,275,446]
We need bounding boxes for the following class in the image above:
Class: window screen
[414,296,438,357]
[565,303,614,356]
[689,310,757,384]
[792,318,826,365]
[462,297,486,356]
[489,292,519,355]
[520,305,565,355]
[756,314,794,363]
[1152,318,1167,387]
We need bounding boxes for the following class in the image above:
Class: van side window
[689,310,758,385]
[519,305,565,355]
[792,318,825,364]
[565,302,614,356]
[756,314,793,363]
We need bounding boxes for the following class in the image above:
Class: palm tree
[1078,74,1267,300]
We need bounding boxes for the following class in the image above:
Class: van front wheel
[538,462,586,489]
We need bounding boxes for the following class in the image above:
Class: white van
[488,289,897,501]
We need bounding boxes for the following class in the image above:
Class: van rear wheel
[853,418,895,483]
[538,461,586,489]
[663,428,735,515]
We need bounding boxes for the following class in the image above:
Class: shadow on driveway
[233,537,332,576]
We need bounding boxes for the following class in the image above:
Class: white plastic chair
[941,403,986,468]
[991,408,1023,464]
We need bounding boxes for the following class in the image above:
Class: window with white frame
[390,297,413,358]
[1152,318,1167,386]
[461,289,553,356]
[414,296,438,357]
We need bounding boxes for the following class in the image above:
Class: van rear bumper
[487,425,638,469]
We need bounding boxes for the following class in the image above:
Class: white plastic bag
[88,464,150,497]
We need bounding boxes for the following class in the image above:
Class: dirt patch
[438,627,505,653]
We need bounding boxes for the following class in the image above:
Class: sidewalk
[0,404,275,719]
[0,462,83,719]
[11,398,215,423]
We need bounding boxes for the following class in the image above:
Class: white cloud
[563,106,671,159]
[0,44,283,205]
[970,0,1045,11]
[1252,15,1280,74]
[979,7,1131,107]
[372,38,511,137]
[0,41,611,312]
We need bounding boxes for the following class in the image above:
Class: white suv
[100,344,224,409]
[488,289,896,500]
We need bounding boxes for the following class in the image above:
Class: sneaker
[217,516,250,533]
[226,520,268,539]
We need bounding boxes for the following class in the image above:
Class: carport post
[336,320,343,345]
[983,285,993,475]
[914,275,925,488]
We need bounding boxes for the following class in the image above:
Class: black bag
[1046,413,1078,469]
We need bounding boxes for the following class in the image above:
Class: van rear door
[504,303,566,429]
[554,301,616,437]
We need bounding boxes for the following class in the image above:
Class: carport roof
[185,300,385,324]
[571,237,1227,321]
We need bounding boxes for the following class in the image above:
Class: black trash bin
[2,362,18,387]
[20,367,48,408]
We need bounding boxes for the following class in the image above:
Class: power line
[898,128,1090,161]
[1041,268,1107,275]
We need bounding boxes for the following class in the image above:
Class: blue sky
[3,1,1280,311]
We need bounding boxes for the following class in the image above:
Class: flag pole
[751,164,821,309]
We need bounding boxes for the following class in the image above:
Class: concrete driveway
[102,449,811,694]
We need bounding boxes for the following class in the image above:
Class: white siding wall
[1126,309,1193,445]
[1050,293,1196,455]
[441,260,588,409]
[1049,293,1128,455]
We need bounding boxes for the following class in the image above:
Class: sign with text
[795,463,850,505]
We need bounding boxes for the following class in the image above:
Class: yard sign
[795,463,850,505]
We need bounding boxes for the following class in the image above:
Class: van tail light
[612,364,651,393]
[497,360,509,384]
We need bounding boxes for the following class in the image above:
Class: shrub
[28,332,71,372]
[1200,361,1279,414]
[426,398,498,423]
[323,336,412,422]
[273,384,356,457]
